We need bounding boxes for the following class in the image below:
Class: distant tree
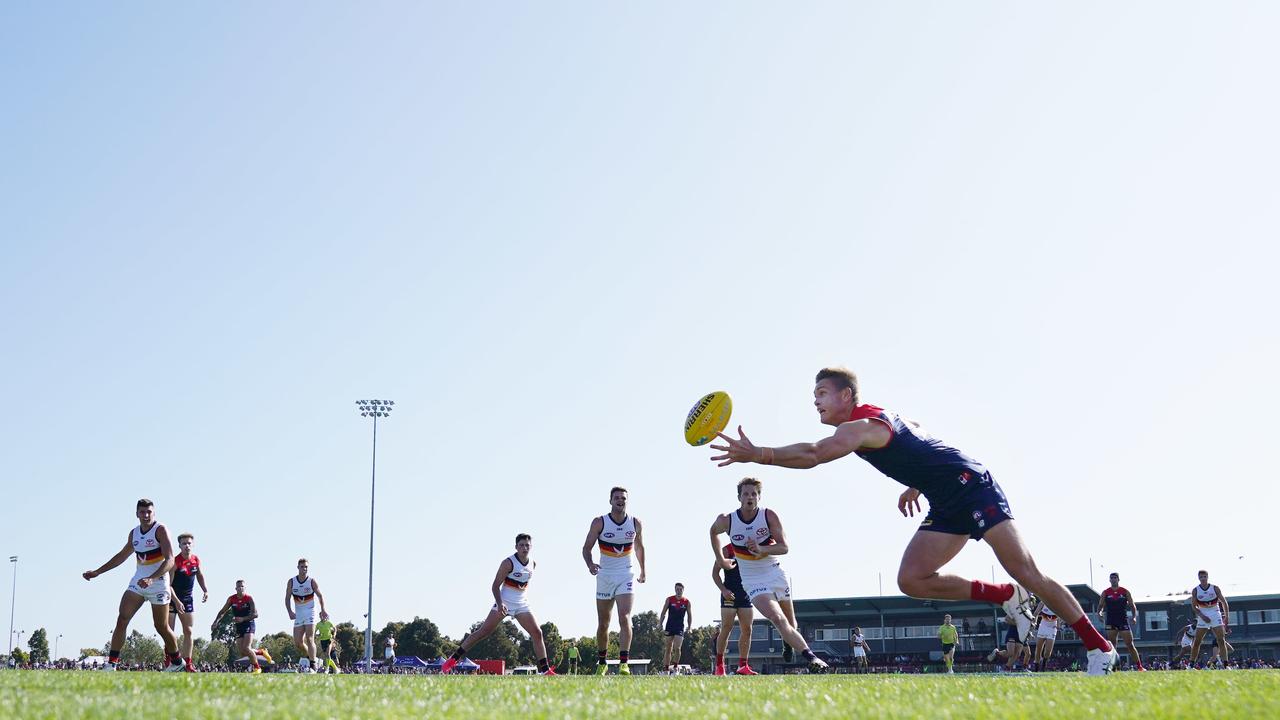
[395,616,451,660]
[199,640,230,666]
[374,621,406,662]
[10,647,29,665]
[628,610,664,661]
[120,631,163,666]
[523,621,562,668]
[210,610,237,646]
[335,622,364,665]
[681,624,718,671]
[259,632,299,665]
[27,628,50,664]
[78,648,102,660]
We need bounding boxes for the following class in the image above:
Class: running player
[986,613,1028,672]
[167,532,208,672]
[712,544,756,676]
[1032,601,1060,672]
[315,617,340,674]
[212,580,262,673]
[708,367,1117,674]
[1170,618,1195,666]
[81,498,185,672]
[384,635,397,673]
[659,583,693,673]
[1189,570,1230,667]
[442,533,556,675]
[582,487,646,675]
[709,478,828,672]
[938,614,958,674]
[285,558,329,673]
[850,627,871,673]
[1099,572,1145,670]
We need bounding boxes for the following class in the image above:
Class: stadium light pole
[55,634,62,662]
[355,399,394,671]
[6,556,15,663]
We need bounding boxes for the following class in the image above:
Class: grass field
[2,670,1277,719]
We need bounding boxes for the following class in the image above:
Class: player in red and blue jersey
[709,367,1118,675]
[212,580,261,673]
[659,583,693,673]
[167,532,208,672]
[1099,572,1144,670]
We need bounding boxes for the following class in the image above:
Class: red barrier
[476,660,505,675]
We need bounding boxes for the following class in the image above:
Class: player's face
[738,485,760,510]
[610,491,627,512]
[516,538,532,555]
[179,538,193,554]
[136,505,154,525]
[298,561,309,577]
[235,582,246,596]
[674,584,684,597]
[1198,572,1209,585]
[944,614,951,624]
[813,379,853,426]
[1109,574,1119,588]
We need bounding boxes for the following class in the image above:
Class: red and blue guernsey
[849,405,1012,540]
[172,555,200,598]
[1101,587,1133,630]
[664,596,691,635]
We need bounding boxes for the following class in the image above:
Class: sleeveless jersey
[503,554,534,592]
[229,594,254,619]
[1182,625,1195,641]
[291,576,315,604]
[853,633,865,647]
[172,554,200,595]
[729,507,780,574]
[1039,606,1058,622]
[597,514,636,573]
[1101,587,1130,619]
[664,596,690,628]
[132,524,164,566]
[848,405,988,508]
[1193,584,1219,608]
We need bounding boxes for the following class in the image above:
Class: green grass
[2,670,1278,719]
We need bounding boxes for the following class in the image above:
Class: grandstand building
[725,586,1280,672]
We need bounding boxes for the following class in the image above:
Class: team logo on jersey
[959,471,971,485]
[625,531,635,539]
[973,511,985,528]
[604,532,615,539]
[732,534,745,541]
[756,528,768,537]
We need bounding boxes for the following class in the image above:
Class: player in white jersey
[582,487,646,675]
[1170,620,1195,665]
[443,534,556,675]
[82,498,186,671]
[285,558,329,673]
[850,627,871,673]
[1032,600,1060,672]
[710,478,828,672]
[1189,569,1230,666]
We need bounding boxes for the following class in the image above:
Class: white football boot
[1086,646,1118,676]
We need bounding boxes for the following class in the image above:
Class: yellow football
[684,391,733,446]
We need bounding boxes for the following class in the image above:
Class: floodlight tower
[6,556,16,663]
[355,400,393,670]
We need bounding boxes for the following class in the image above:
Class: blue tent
[393,656,431,669]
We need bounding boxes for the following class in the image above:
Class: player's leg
[179,606,196,665]
[513,612,553,674]
[779,598,798,662]
[1042,637,1056,670]
[661,635,673,670]
[443,607,505,673]
[1119,629,1142,669]
[670,634,684,671]
[614,593,634,674]
[984,522,1114,659]
[595,598,614,673]
[149,599,182,668]
[1213,626,1228,664]
[895,531,970,600]
[1190,627,1208,664]
[750,594,824,670]
[108,591,147,664]
[736,608,754,672]
[304,625,318,668]
[714,607,735,674]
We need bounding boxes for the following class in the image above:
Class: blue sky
[2,2,1278,658]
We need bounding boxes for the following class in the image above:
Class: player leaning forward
[710,367,1118,675]
[709,478,828,672]
[285,558,329,673]
[82,498,186,671]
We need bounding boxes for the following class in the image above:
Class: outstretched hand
[709,426,758,467]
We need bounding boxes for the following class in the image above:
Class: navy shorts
[721,589,752,610]
[918,472,1013,540]
[1106,618,1130,632]
[234,620,256,638]
[941,643,955,654]
[171,594,194,614]
[1004,625,1021,645]
[664,627,685,637]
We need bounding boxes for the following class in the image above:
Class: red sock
[970,580,1015,604]
[738,658,748,667]
[715,653,724,663]
[1070,617,1113,652]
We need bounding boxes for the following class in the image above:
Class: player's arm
[1217,586,1230,627]
[196,567,209,601]
[709,420,889,469]
[633,518,646,583]
[709,514,733,569]
[247,597,259,621]
[210,598,233,629]
[748,510,788,557]
[83,534,134,580]
[712,559,734,599]
[311,578,329,620]
[1126,591,1138,623]
[581,517,603,574]
[685,600,693,632]
[492,558,512,609]
[285,580,296,616]
[146,524,177,582]
[658,601,668,627]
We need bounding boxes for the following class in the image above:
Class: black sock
[619,650,629,663]
[451,647,466,661]
[537,658,549,672]
[801,649,817,662]
[597,651,607,665]
[108,650,120,664]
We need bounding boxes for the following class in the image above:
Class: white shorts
[853,647,866,658]
[385,648,395,660]
[127,566,171,605]
[1196,607,1223,629]
[742,566,792,603]
[596,572,635,600]
[294,601,315,627]
[497,588,532,617]
[1181,635,1194,648]
[1036,623,1058,640]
